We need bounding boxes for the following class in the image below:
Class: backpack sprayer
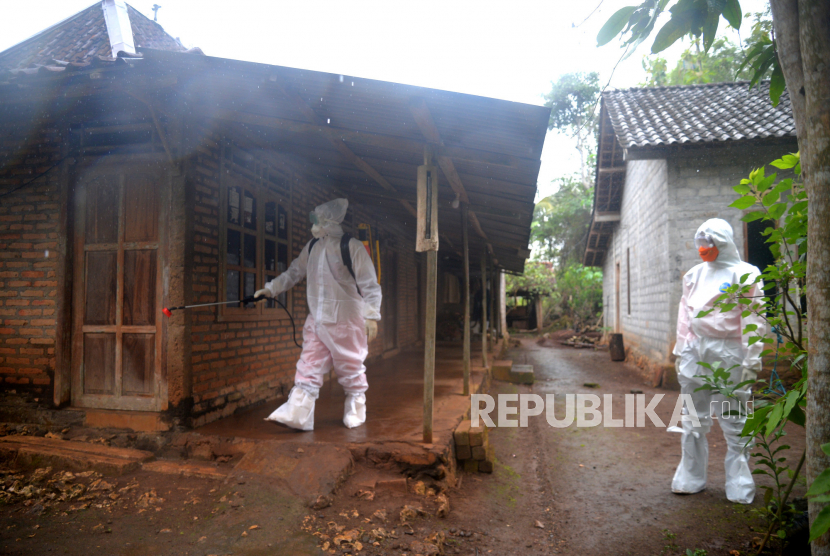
[163,295,302,349]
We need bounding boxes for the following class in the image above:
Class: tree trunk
[769,1,830,553]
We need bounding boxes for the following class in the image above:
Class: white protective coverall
[672,218,766,504]
[258,199,382,430]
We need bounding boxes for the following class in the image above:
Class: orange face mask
[698,245,719,262]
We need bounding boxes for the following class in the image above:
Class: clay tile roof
[602,80,796,149]
[0,2,186,71]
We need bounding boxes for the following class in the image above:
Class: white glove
[740,365,759,388]
[365,320,378,341]
[254,288,272,299]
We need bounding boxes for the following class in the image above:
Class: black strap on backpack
[307,234,361,296]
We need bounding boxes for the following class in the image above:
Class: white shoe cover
[343,393,366,429]
[265,387,317,431]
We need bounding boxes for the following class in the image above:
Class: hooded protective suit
[671,218,766,504]
[257,199,382,430]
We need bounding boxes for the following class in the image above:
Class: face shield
[695,231,714,249]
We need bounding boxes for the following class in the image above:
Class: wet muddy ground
[0,340,807,555]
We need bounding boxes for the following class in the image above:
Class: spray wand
[163,295,302,349]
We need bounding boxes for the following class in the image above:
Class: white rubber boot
[265,386,317,431]
[343,393,366,429]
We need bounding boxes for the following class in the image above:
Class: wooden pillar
[490,266,498,340]
[461,204,471,396]
[423,249,438,443]
[499,271,509,341]
[481,251,488,368]
[420,145,438,444]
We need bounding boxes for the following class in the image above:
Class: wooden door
[382,250,398,351]
[71,165,165,411]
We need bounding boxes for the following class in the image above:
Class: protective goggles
[694,231,714,248]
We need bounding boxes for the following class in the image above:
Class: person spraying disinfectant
[671,218,766,504]
[254,198,381,431]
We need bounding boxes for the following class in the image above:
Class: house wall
[0,121,64,394]
[602,159,670,365]
[603,141,798,374]
[185,126,421,427]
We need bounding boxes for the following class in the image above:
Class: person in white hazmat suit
[254,199,381,431]
[671,218,766,504]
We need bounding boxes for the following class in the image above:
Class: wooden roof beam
[409,97,500,266]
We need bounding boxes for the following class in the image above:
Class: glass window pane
[226,229,241,266]
[244,272,256,308]
[278,205,288,239]
[265,274,276,308]
[278,243,288,272]
[85,251,117,325]
[265,201,276,236]
[226,270,239,302]
[243,191,256,230]
[227,186,241,225]
[122,333,154,396]
[265,240,276,272]
[244,233,257,268]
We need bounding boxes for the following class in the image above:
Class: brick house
[0,2,547,427]
[584,81,798,381]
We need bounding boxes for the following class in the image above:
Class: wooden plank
[53,144,73,407]
[423,249,438,444]
[462,204,471,396]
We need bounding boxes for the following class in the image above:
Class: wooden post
[461,204,471,396]
[481,251,488,368]
[490,266,498,340]
[499,271,509,341]
[424,249,438,443]
[421,145,438,444]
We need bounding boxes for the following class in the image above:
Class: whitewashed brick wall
[602,141,797,368]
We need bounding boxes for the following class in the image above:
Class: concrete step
[492,360,534,384]
[0,435,155,476]
[142,459,229,480]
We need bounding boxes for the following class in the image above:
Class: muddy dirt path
[445,341,807,556]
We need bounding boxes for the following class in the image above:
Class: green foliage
[531,175,593,266]
[806,443,830,541]
[599,0,783,105]
[554,263,603,331]
[543,73,601,188]
[505,262,556,299]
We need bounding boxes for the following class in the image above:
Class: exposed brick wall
[0,122,62,393]
[186,127,421,426]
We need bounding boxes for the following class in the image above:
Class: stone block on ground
[661,364,680,391]
[463,459,479,473]
[492,360,534,385]
[471,446,486,461]
[453,420,471,447]
[491,360,513,382]
[376,478,407,493]
[468,425,487,447]
[455,444,472,460]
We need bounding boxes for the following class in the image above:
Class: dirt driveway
[0,340,807,556]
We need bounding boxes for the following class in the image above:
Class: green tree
[543,72,601,189]
[597,1,830,551]
[531,174,593,267]
[640,12,773,87]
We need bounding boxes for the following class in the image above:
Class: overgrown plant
[693,152,821,551]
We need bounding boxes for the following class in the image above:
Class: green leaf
[702,8,719,52]
[808,469,830,497]
[809,506,830,542]
[769,56,785,107]
[762,189,780,206]
[768,203,787,220]
[743,324,758,334]
[787,405,806,427]
[741,210,765,223]
[765,402,784,436]
[822,443,830,458]
[722,0,741,29]
[729,196,756,210]
[597,6,638,46]
[651,13,692,53]
[733,184,751,195]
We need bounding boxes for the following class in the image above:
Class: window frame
[217,146,293,322]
